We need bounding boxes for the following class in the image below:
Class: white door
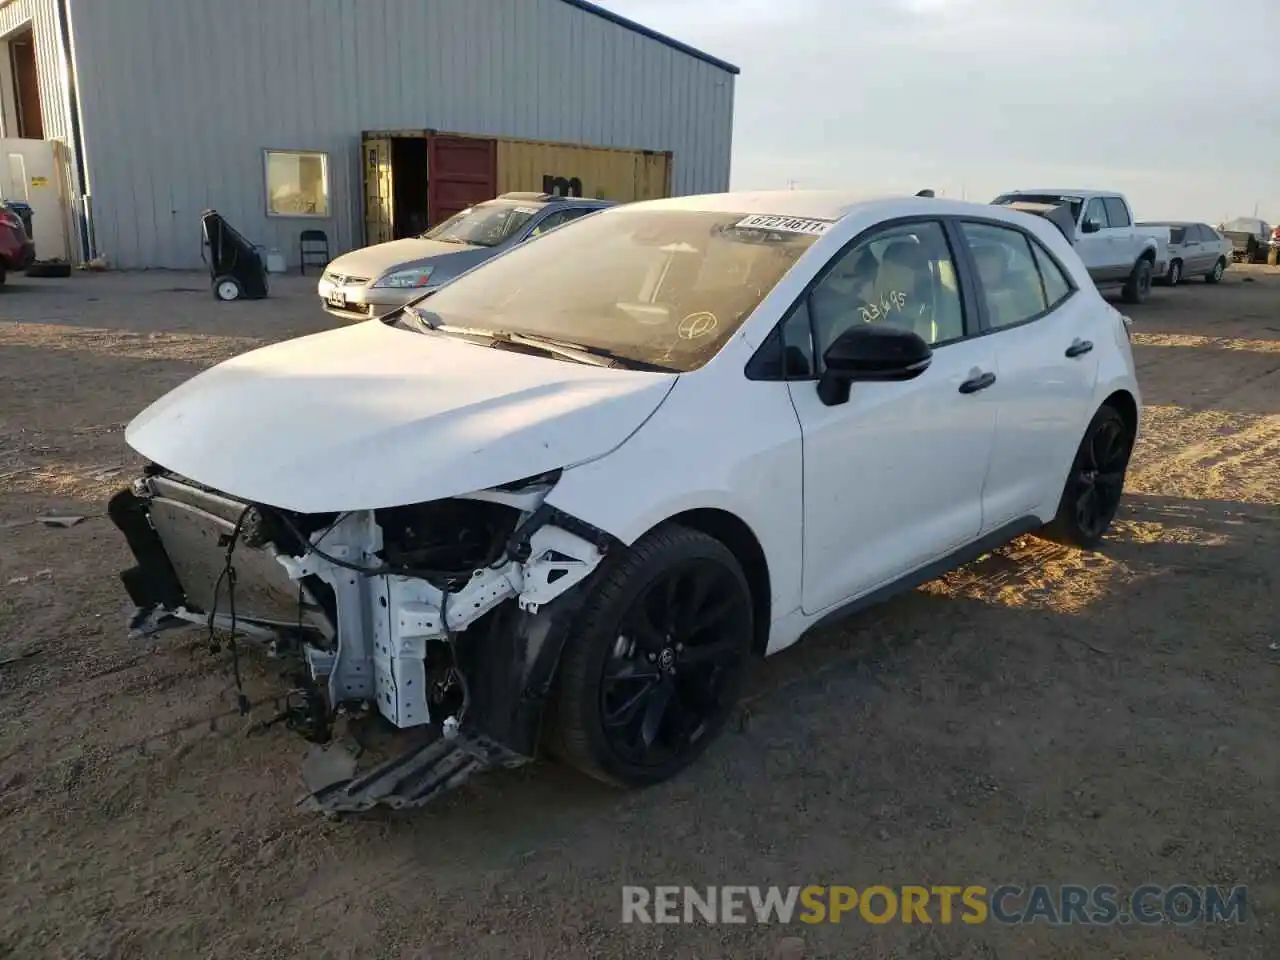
[1075,196,1117,281]
[955,219,1102,525]
[0,138,69,260]
[1101,196,1139,278]
[787,219,999,614]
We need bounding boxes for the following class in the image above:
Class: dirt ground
[1,265,1278,960]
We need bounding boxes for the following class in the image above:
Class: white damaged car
[110,190,1141,813]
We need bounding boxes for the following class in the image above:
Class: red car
[0,203,36,285]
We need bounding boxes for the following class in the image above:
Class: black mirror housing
[817,325,932,406]
[1081,219,1101,234]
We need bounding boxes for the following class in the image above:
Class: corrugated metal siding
[495,138,671,203]
[64,0,734,269]
[0,0,79,234]
[0,0,69,144]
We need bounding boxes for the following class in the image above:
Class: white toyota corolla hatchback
[110,190,1140,813]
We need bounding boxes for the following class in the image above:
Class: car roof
[491,192,613,209]
[1004,189,1122,197]
[614,189,1064,228]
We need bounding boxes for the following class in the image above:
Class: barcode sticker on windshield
[735,214,834,236]
[514,206,541,215]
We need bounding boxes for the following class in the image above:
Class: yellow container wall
[495,139,671,203]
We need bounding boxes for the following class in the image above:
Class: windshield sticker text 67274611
[735,214,835,236]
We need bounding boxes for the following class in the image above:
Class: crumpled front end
[109,464,614,813]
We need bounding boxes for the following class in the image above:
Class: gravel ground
[1,266,1278,959]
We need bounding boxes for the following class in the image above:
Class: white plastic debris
[39,515,85,528]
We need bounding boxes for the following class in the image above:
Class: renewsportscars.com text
[621,884,1248,926]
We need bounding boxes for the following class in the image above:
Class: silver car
[1137,221,1233,286]
[317,193,613,320]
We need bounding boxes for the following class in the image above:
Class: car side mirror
[817,325,932,406]
[1081,219,1101,234]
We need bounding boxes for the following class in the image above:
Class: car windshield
[1220,218,1264,235]
[991,193,1085,223]
[421,200,543,247]
[396,207,826,372]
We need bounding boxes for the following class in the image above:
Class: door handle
[1065,339,1094,358]
[958,371,996,394]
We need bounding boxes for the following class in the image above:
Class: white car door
[956,219,1102,526]
[784,219,999,614]
[1102,196,1140,277]
[1076,197,1117,281]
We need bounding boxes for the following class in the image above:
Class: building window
[264,149,329,217]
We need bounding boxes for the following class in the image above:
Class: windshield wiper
[500,331,616,367]
[503,332,674,372]
[396,317,671,371]
[401,303,441,330]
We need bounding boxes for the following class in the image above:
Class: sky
[596,0,1280,224]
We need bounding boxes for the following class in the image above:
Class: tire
[1205,258,1225,284]
[213,275,243,301]
[25,260,72,278]
[1036,404,1135,549]
[1164,259,1182,287]
[0,262,7,287]
[548,523,754,788]
[1120,258,1152,304]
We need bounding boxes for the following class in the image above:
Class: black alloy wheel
[1037,404,1135,549]
[549,525,754,787]
[1072,414,1131,542]
[600,557,749,770]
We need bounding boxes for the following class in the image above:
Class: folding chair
[299,228,330,275]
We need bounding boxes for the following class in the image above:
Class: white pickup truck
[990,190,1169,304]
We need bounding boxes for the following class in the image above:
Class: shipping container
[361,129,673,247]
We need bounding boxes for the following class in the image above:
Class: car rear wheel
[1120,259,1152,304]
[1164,259,1182,287]
[1205,258,1225,284]
[548,524,754,788]
[1037,404,1135,549]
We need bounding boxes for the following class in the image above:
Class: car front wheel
[1037,404,1135,549]
[1205,258,1225,284]
[548,524,754,788]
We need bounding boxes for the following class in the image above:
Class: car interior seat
[809,246,880,355]
[972,242,1044,327]
[875,240,938,342]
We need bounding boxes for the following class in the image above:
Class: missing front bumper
[108,470,615,813]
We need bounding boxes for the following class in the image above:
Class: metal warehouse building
[0,0,737,270]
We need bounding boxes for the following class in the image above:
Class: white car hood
[328,237,479,278]
[125,321,676,513]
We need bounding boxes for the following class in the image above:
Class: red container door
[427,136,497,227]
